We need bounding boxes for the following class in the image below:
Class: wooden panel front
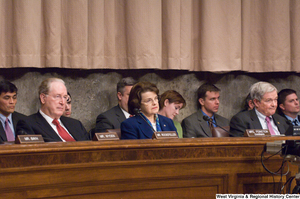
[0,137,298,198]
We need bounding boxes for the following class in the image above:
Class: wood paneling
[0,137,298,198]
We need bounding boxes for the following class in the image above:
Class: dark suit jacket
[95,105,126,133]
[0,112,27,142]
[182,110,229,138]
[121,114,177,139]
[230,109,290,137]
[17,111,90,142]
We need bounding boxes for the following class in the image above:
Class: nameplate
[93,132,120,141]
[244,129,271,137]
[293,126,300,136]
[152,131,178,139]
[15,135,44,144]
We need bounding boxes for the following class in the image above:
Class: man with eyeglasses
[230,82,289,137]
[182,82,229,138]
[17,78,90,142]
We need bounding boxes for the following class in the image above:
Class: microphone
[133,108,156,133]
[203,115,231,134]
[16,120,29,136]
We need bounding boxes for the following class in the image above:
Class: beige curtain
[0,0,299,72]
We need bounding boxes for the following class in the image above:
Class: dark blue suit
[121,114,177,139]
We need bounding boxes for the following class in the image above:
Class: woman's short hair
[128,81,159,115]
[159,90,186,111]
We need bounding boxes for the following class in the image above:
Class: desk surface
[0,136,298,198]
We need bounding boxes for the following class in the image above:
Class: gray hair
[38,78,65,95]
[250,81,277,101]
[117,77,137,94]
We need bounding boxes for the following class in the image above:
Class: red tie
[52,119,75,141]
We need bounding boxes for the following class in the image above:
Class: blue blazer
[121,114,177,139]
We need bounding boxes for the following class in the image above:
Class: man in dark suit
[182,83,229,138]
[17,78,90,142]
[277,89,300,126]
[230,82,290,137]
[95,77,137,133]
[0,80,27,142]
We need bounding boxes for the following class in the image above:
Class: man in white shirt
[17,78,89,142]
[94,77,137,134]
[230,81,289,137]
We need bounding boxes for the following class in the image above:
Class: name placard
[293,126,300,136]
[152,131,178,139]
[93,132,120,141]
[15,135,44,144]
[244,129,271,137]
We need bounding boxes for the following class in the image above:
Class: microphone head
[16,119,29,135]
[133,108,140,115]
[203,116,210,121]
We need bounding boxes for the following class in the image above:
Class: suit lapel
[159,116,168,131]
[272,114,285,134]
[60,117,80,140]
[35,112,62,141]
[0,122,6,142]
[196,111,212,137]
[249,109,263,129]
[115,106,126,124]
[136,116,154,138]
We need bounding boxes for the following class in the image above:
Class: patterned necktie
[293,119,299,126]
[52,119,75,141]
[5,118,15,141]
[208,118,214,133]
[265,116,276,135]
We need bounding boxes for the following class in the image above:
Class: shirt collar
[255,108,271,120]
[120,107,130,119]
[0,113,12,123]
[285,114,299,123]
[39,109,62,124]
[201,110,215,120]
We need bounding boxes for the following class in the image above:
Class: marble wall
[1,68,299,131]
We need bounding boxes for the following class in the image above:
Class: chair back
[212,126,230,137]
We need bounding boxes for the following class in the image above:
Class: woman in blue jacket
[121,81,177,139]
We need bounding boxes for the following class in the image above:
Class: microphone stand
[202,116,231,135]
[134,108,156,133]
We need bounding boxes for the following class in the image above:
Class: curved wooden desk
[0,136,298,198]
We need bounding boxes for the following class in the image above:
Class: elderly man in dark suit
[230,82,289,137]
[95,77,137,133]
[0,80,27,142]
[182,83,229,138]
[17,78,90,142]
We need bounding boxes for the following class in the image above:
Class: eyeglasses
[47,94,69,101]
[141,96,159,105]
